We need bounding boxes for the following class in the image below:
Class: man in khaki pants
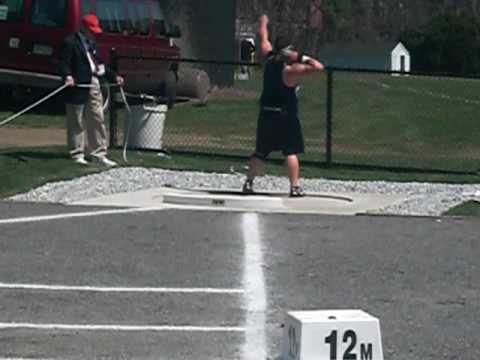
[59,14,123,166]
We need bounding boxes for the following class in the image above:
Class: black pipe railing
[325,66,480,80]
[115,54,263,68]
[325,68,333,166]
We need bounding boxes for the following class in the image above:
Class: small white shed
[319,41,412,73]
[391,42,411,72]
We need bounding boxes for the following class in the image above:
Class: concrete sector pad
[72,187,407,215]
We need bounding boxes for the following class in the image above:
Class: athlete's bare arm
[283,52,325,87]
[258,15,273,57]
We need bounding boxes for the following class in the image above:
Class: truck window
[135,0,150,35]
[95,0,127,34]
[0,0,24,23]
[81,0,92,16]
[127,0,149,36]
[151,0,167,37]
[30,0,67,27]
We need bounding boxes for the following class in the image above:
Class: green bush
[401,14,480,75]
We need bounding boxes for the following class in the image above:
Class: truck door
[0,0,27,70]
[24,0,71,74]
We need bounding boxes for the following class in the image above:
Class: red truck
[0,0,207,107]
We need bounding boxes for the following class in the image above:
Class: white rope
[102,84,110,112]
[121,87,132,163]
[75,83,121,88]
[0,82,121,128]
[120,90,169,164]
[120,86,132,114]
[0,81,134,164]
[77,82,117,112]
[72,83,132,162]
[77,83,132,163]
[0,84,69,127]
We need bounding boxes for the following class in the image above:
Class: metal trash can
[125,102,168,150]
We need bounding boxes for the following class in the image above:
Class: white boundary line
[242,213,267,360]
[0,323,245,332]
[0,207,164,225]
[0,283,243,294]
[0,358,56,360]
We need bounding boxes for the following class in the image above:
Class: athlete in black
[243,15,324,197]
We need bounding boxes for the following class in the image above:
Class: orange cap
[82,14,102,34]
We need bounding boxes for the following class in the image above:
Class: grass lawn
[443,200,480,216]
[1,145,479,201]
[1,69,480,213]
[2,70,480,172]
[165,71,480,172]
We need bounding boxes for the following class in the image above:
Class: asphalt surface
[0,201,478,360]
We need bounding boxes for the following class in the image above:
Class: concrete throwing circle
[162,188,354,213]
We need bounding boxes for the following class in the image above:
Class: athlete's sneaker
[289,186,306,198]
[242,180,254,194]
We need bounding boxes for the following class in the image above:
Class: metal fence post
[326,68,333,166]
[109,48,118,147]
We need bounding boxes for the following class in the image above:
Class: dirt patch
[0,128,66,148]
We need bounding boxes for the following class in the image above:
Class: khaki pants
[66,77,108,160]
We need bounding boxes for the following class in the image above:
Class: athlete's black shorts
[254,109,305,159]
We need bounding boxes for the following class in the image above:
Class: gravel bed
[9,167,480,216]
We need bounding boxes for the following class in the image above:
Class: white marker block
[281,310,383,360]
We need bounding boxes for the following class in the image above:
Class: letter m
[360,343,373,360]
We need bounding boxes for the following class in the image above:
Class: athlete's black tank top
[259,53,299,117]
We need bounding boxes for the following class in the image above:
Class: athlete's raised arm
[258,15,273,57]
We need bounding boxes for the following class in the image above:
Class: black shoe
[290,186,306,198]
[242,180,254,194]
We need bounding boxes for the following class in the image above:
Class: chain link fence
[107,56,256,157]
[112,56,327,164]
[327,68,480,173]
[112,57,480,173]
[1,58,479,175]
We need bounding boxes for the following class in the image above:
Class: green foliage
[165,70,480,172]
[3,70,480,178]
[0,146,478,200]
[443,201,480,216]
[401,14,480,74]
